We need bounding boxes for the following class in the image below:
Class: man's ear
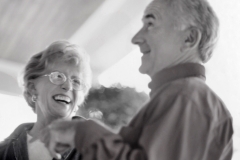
[182,27,202,51]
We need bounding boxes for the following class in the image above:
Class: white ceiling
[0,0,151,95]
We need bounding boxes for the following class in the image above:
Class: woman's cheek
[75,91,85,106]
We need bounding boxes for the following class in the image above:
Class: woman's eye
[56,74,63,79]
[73,79,81,85]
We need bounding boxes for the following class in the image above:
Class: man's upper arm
[140,94,214,160]
[218,118,233,160]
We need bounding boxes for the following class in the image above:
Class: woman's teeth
[53,95,71,104]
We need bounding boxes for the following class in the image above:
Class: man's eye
[147,22,154,29]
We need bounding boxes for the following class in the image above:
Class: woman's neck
[29,113,71,138]
[29,116,51,138]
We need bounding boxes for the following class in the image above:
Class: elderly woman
[0,40,91,160]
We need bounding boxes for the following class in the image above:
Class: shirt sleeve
[218,118,233,160]
[139,94,233,160]
[74,120,147,160]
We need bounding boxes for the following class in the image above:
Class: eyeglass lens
[49,72,83,90]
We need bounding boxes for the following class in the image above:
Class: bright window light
[0,93,36,141]
[98,48,151,93]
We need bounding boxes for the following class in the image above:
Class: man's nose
[131,29,144,45]
[61,79,73,91]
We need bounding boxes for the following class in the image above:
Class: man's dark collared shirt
[74,63,233,160]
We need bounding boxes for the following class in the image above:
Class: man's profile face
[132,0,185,77]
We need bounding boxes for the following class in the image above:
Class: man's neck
[150,56,202,78]
[148,63,205,96]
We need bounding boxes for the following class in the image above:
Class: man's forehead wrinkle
[144,4,162,21]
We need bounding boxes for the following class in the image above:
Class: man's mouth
[142,50,151,54]
[140,48,151,54]
[53,95,71,105]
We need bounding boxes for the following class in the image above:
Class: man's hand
[40,117,111,159]
[40,119,80,159]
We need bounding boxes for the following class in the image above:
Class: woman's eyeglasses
[42,71,85,91]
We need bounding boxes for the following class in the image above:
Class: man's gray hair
[165,0,219,63]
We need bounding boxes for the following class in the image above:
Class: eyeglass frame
[40,71,86,91]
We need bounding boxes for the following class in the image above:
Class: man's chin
[139,67,150,76]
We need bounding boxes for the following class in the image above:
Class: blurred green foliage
[77,84,149,131]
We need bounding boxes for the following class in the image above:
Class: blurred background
[0,0,239,159]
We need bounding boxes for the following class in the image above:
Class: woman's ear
[182,27,202,52]
[28,81,37,96]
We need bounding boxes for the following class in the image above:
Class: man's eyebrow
[144,13,156,20]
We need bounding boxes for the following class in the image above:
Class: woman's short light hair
[163,0,219,63]
[22,40,92,111]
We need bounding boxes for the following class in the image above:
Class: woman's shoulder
[0,123,34,145]
[0,123,34,159]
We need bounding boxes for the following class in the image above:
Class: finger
[53,132,74,149]
[58,130,75,148]
[55,142,71,153]
[40,127,51,146]
[29,127,50,143]
[48,137,62,159]
[51,119,80,132]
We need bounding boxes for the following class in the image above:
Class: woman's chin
[47,111,70,120]
[58,110,72,118]
[51,104,72,116]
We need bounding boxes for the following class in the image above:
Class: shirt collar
[148,63,206,96]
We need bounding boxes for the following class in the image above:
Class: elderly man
[41,0,233,159]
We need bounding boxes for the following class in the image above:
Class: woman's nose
[61,79,73,91]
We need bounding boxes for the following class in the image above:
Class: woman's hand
[40,116,110,159]
[40,119,81,159]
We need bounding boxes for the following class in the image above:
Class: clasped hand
[39,119,81,159]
